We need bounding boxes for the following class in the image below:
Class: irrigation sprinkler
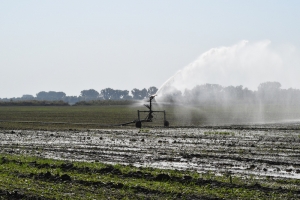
[118,95,169,128]
[135,95,169,128]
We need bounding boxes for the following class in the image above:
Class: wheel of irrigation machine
[164,120,169,127]
[135,121,142,128]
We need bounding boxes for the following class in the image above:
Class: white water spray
[155,40,300,125]
[157,40,300,98]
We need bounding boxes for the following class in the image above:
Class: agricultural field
[1,104,300,130]
[0,105,300,199]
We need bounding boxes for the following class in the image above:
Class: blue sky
[1,0,300,98]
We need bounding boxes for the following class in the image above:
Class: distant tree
[63,96,79,105]
[162,87,182,103]
[36,91,48,100]
[115,89,131,100]
[188,84,223,104]
[101,88,131,100]
[281,88,300,105]
[101,88,115,100]
[131,88,147,100]
[48,91,66,100]
[36,91,66,101]
[257,82,281,103]
[147,86,158,96]
[21,94,35,100]
[258,82,281,92]
[80,89,99,100]
[223,85,244,101]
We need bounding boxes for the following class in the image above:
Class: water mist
[156,40,300,125]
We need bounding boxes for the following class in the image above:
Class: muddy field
[1,123,300,181]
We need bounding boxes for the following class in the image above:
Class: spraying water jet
[153,40,300,125]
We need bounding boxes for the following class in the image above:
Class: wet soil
[1,123,300,180]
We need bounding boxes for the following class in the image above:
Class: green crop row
[0,153,298,200]
[2,104,300,130]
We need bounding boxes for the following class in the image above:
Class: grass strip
[0,154,299,200]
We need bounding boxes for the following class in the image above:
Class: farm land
[0,105,300,199]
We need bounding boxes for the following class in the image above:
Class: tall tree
[147,86,158,96]
[101,88,131,100]
[21,94,35,100]
[48,91,66,100]
[36,91,48,100]
[131,88,147,100]
[257,82,281,103]
[36,91,66,101]
[80,89,99,100]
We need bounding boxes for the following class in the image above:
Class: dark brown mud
[0,189,52,200]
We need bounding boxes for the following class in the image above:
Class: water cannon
[135,95,169,128]
[150,94,157,100]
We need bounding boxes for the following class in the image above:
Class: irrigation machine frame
[135,95,169,128]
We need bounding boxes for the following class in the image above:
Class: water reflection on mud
[1,124,300,179]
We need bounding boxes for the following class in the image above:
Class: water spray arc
[156,40,300,96]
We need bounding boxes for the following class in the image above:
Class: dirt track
[1,124,300,179]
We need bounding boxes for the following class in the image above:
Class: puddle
[1,126,300,179]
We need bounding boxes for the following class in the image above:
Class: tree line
[160,81,300,106]
[0,87,158,105]
[3,82,300,106]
